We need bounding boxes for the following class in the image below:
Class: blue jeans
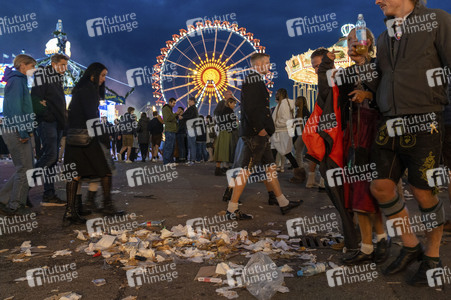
[0,131,34,210]
[187,135,197,162]
[176,133,186,160]
[35,121,63,197]
[163,131,176,164]
[196,142,209,162]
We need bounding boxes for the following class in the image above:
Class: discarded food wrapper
[251,230,262,236]
[52,249,72,258]
[195,266,217,279]
[160,228,173,239]
[280,264,294,273]
[43,292,82,300]
[216,287,239,299]
[215,262,231,275]
[276,286,290,293]
[74,230,87,241]
[121,297,137,300]
[94,235,116,250]
[92,278,106,286]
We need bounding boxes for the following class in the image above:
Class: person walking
[0,54,36,215]
[271,88,306,183]
[214,97,238,175]
[370,0,451,285]
[117,107,136,163]
[225,53,301,219]
[149,111,164,162]
[63,62,124,226]
[137,112,150,162]
[31,53,69,204]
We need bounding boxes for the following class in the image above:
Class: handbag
[66,128,92,146]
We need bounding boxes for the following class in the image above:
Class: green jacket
[162,104,177,133]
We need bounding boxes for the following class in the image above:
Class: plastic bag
[244,252,284,300]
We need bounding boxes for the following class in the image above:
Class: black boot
[77,195,92,216]
[374,237,391,264]
[222,187,233,202]
[101,176,125,216]
[85,191,98,213]
[63,181,86,226]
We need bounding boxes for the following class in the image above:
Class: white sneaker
[125,160,132,163]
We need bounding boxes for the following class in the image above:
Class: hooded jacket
[2,68,35,139]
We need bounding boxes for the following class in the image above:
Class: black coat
[239,71,275,137]
[137,117,150,144]
[31,65,67,130]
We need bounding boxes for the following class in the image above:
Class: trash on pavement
[92,278,106,286]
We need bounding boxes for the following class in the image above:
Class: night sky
[1,0,450,112]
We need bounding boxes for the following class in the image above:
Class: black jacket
[31,65,67,130]
[67,79,99,129]
[149,117,164,135]
[239,70,274,137]
[179,105,198,134]
[372,2,451,116]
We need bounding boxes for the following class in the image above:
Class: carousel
[285,24,356,111]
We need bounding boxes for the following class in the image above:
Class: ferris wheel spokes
[219,29,234,60]
[176,87,198,103]
[185,35,201,61]
[164,59,196,72]
[227,52,255,70]
[163,81,195,92]
[198,26,208,60]
[224,39,247,64]
[172,44,199,67]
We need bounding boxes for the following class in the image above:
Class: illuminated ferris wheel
[152,20,274,114]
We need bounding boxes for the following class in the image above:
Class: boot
[63,181,86,226]
[101,176,125,216]
[85,191,98,213]
[289,167,306,183]
[222,187,233,202]
[77,194,92,216]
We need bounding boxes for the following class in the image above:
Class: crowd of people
[0,0,450,288]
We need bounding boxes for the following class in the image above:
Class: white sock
[376,233,388,242]
[360,243,374,254]
[276,194,289,207]
[227,201,239,213]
